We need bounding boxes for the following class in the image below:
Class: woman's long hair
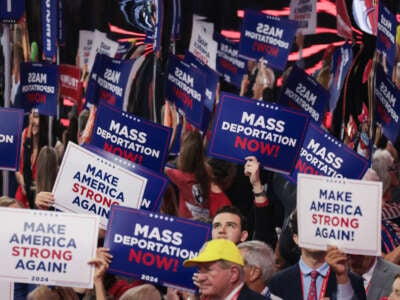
[36,146,59,193]
[178,131,210,200]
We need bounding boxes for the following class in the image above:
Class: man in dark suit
[349,255,400,299]
[183,239,265,300]
[268,210,366,300]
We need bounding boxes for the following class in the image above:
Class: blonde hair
[119,284,161,300]
[0,196,23,207]
[27,286,79,300]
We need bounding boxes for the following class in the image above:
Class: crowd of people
[3,3,400,300]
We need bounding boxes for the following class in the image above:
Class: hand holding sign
[35,192,55,210]
[297,173,382,255]
[325,246,350,284]
[87,247,112,284]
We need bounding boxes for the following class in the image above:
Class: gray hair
[238,240,274,283]
[371,149,393,193]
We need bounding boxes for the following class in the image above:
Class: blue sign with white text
[329,43,353,112]
[20,62,59,116]
[165,54,207,129]
[279,65,329,124]
[184,51,218,113]
[374,65,400,144]
[184,51,218,131]
[85,54,102,107]
[104,206,211,292]
[91,101,172,173]
[215,33,246,88]
[288,122,369,183]
[0,0,25,23]
[42,0,57,61]
[207,92,310,174]
[377,5,397,76]
[0,108,23,171]
[86,54,134,109]
[83,144,169,212]
[239,10,297,70]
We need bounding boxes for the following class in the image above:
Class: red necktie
[307,270,318,300]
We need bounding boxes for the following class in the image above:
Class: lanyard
[300,269,331,299]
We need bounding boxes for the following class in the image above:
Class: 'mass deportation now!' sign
[0,207,99,288]
[376,4,397,75]
[297,173,382,256]
[86,54,135,109]
[21,62,59,116]
[52,142,147,229]
[215,33,246,88]
[83,144,169,213]
[105,206,211,292]
[288,122,369,183]
[375,64,400,144]
[91,101,172,173]
[166,54,206,129]
[239,9,297,70]
[279,65,329,124]
[207,92,309,174]
[0,108,23,171]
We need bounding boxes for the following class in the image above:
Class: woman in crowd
[15,110,48,208]
[34,146,59,209]
[165,131,211,219]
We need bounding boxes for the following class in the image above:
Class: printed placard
[297,173,382,255]
[91,101,171,173]
[0,282,13,300]
[184,51,218,112]
[86,30,118,73]
[42,0,57,61]
[289,0,316,35]
[83,144,169,212]
[207,92,309,174]
[0,0,25,23]
[0,207,99,288]
[215,33,247,88]
[329,43,353,112]
[289,122,369,183]
[115,42,134,60]
[374,64,400,143]
[20,62,59,116]
[166,54,207,129]
[239,10,297,70]
[279,65,329,124]
[78,30,94,69]
[59,64,82,103]
[0,108,23,171]
[104,206,211,292]
[377,5,397,75]
[85,54,135,109]
[52,142,147,229]
[188,20,217,70]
